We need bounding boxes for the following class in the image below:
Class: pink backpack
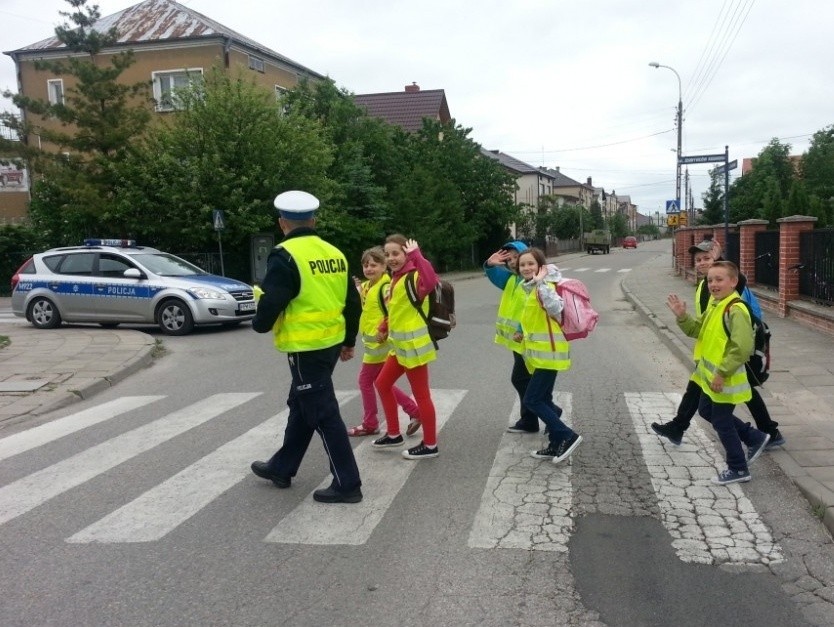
[556,278,599,340]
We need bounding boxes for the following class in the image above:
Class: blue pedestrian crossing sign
[665,200,680,214]
[213,210,225,231]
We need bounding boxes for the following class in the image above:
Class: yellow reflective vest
[494,276,526,354]
[272,236,347,353]
[387,270,436,368]
[520,283,570,372]
[360,277,392,364]
[689,293,753,404]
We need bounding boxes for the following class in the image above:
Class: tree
[589,200,604,230]
[761,178,784,226]
[111,68,332,277]
[1,0,151,240]
[802,125,834,223]
[700,168,725,225]
[607,212,628,238]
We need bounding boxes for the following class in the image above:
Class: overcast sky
[2,0,832,217]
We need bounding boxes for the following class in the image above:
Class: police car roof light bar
[84,238,137,247]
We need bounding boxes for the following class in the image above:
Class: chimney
[405,82,420,93]
[587,176,592,186]
[555,166,560,173]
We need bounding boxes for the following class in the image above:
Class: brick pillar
[674,227,690,274]
[737,219,769,284]
[776,215,818,317]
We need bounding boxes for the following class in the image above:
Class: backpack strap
[404,271,438,350]
[721,297,748,336]
[378,279,389,317]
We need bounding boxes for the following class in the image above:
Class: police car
[11,239,256,335]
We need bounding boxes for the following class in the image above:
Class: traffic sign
[679,153,726,165]
[713,159,738,176]
[678,212,688,226]
[213,210,225,231]
[665,200,679,214]
[667,214,679,227]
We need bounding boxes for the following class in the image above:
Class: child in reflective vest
[372,235,441,459]
[347,246,420,437]
[515,248,582,465]
[667,261,771,485]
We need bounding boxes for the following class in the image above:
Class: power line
[504,128,674,155]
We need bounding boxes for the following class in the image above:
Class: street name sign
[679,153,726,165]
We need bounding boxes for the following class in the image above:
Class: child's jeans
[697,394,765,472]
[376,357,437,446]
[522,369,575,445]
[359,361,418,431]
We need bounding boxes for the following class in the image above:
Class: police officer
[250,190,363,503]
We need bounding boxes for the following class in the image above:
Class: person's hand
[340,346,355,362]
[512,331,523,343]
[403,239,420,254]
[487,249,511,267]
[534,265,548,283]
[667,293,686,318]
[352,275,362,290]
[710,374,724,393]
[375,331,388,343]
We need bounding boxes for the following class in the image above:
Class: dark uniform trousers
[511,352,538,429]
[266,344,362,492]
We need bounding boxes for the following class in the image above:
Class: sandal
[406,418,422,437]
[347,425,380,437]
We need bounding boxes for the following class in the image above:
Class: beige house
[2,0,324,219]
[542,167,594,209]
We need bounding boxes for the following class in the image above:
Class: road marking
[624,392,782,565]
[0,393,260,527]
[594,268,611,273]
[0,396,165,463]
[67,392,358,543]
[264,389,468,545]
[571,267,591,272]
[617,268,632,273]
[468,393,574,552]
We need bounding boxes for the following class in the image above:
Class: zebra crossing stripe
[468,393,574,552]
[264,389,468,545]
[624,392,782,565]
[594,268,611,273]
[572,268,590,272]
[617,268,632,273]
[66,392,358,543]
[0,396,165,463]
[0,393,260,527]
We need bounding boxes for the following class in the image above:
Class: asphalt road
[0,242,829,626]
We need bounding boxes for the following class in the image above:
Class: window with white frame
[275,85,289,114]
[249,55,265,72]
[152,68,203,112]
[47,79,64,105]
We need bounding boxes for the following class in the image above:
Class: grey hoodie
[521,263,565,320]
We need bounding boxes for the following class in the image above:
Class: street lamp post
[649,62,682,223]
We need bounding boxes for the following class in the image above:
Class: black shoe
[531,443,559,459]
[313,485,363,504]
[553,434,582,464]
[250,461,291,488]
[372,434,404,448]
[507,421,539,434]
[651,422,683,447]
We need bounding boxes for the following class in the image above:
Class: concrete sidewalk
[0,313,156,429]
[622,249,834,536]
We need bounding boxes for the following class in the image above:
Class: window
[47,79,64,105]
[97,254,134,278]
[274,85,288,99]
[249,55,265,72]
[152,69,203,112]
[57,253,95,276]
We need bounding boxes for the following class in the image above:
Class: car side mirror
[123,268,145,280]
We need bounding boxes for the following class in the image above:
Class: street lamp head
[648,62,660,68]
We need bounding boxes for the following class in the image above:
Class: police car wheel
[157,299,194,335]
[28,296,62,330]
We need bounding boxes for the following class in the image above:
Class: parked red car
[623,236,638,249]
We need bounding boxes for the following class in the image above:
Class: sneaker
[250,461,291,488]
[402,442,438,459]
[747,433,771,465]
[406,417,422,437]
[531,444,559,459]
[372,434,404,448]
[507,422,539,434]
[712,468,751,485]
[651,422,683,447]
[312,484,363,504]
[553,434,582,464]
[765,430,786,450]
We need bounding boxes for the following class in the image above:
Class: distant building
[354,83,451,132]
[741,155,803,176]
[538,167,594,209]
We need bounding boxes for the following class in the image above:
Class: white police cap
[274,190,320,220]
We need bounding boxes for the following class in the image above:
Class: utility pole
[649,62,683,221]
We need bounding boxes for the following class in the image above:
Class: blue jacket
[484,240,528,290]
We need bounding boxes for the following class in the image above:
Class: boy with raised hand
[667,261,770,485]
[652,240,784,448]
[484,241,541,433]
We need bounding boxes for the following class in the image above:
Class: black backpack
[404,271,456,348]
[722,298,771,386]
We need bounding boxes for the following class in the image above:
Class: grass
[812,503,827,520]
[0,335,9,349]
[151,339,167,359]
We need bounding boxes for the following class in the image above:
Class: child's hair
[518,247,547,268]
[385,233,408,248]
[361,246,385,265]
[709,260,738,280]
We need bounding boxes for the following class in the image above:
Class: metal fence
[754,230,780,289]
[725,232,740,266]
[797,229,834,306]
